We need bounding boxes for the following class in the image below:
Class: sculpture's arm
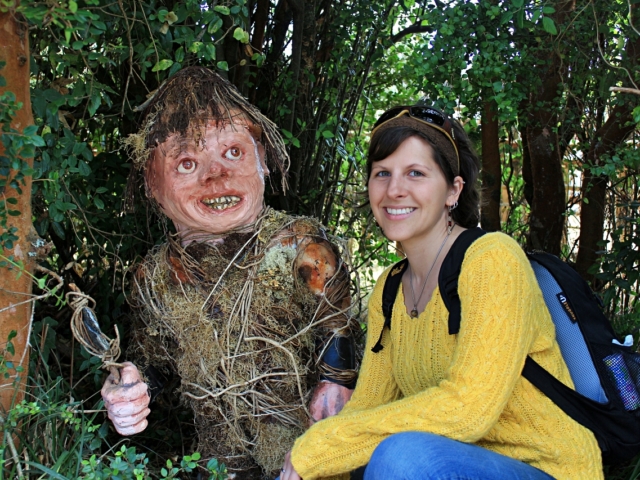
[293,235,358,421]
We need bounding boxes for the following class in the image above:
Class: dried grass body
[129,209,355,477]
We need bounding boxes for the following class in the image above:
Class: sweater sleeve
[290,234,541,479]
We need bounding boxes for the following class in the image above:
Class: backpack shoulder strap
[371,259,408,353]
[438,227,486,335]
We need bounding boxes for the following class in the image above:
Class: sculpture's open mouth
[202,195,241,211]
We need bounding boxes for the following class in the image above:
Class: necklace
[408,226,454,318]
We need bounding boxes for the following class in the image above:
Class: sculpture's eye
[225,147,242,161]
[177,159,196,173]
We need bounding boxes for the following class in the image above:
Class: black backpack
[371,227,640,464]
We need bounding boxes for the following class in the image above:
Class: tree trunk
[0,8,36,414]
[575,103,637,281]
[517,0,576,255]
[481,99,501,231]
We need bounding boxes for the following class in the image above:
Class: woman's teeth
[202,195,241,210]
[386,207,414,215]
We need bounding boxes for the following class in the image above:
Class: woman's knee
[367,432,446,478]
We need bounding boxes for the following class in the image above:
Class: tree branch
[610,86,640,95]
[390,24,433,44]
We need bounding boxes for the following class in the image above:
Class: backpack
[371,227,640,465]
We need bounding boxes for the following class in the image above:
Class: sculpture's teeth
[202,196,241,210]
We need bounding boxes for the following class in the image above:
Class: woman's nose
[386,175,406,197]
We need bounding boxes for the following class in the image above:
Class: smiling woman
[280,105,604,480]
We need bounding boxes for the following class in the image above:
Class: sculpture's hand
[101,361,151,435]
[309,380,353,424]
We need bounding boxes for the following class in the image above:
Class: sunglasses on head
[370,105,459,172]
[372,106,455,139]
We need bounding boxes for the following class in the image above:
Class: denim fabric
[276,432,555,480]
[361,432,556,480]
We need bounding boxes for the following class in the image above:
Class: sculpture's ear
[144,148,160,200]
[257,142,269,177]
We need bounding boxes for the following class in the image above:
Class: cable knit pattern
[291,233,603,480]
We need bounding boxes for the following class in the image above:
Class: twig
[1,416,24,478]
[0,265,64,315]
[610,86,640,95]
[118,0,135,116]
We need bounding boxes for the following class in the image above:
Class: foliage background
[1,0,639,477]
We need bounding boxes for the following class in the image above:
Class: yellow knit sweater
[291,233,603,480]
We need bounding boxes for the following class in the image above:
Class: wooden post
[0,5,37,415]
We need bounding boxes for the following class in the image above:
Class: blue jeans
[360,432,555,480]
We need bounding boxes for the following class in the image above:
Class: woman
[279,105,603,479]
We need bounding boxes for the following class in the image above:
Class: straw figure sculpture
[121,67,358,478]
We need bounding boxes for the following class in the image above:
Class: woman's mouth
[202,195,241,210]
[385,207,415,215]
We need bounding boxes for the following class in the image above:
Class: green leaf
[208,17,223,34]
[31,135,45,147]
[152,59,174,72]
[165,11,178,25]
[189,42,203,53]
[322,130,334,139]
[542,16,557,35]
[51,221,66,239]
[69,0,78,13]
[511,0,523,7]
[217,61,229,71]
[88,93,101,116]
[23,125,38,136]
[94,197,104,209]
[233,27,249,44]
[213,5,230,15]
[78,160,91,177]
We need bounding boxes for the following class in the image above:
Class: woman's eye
[409,170,424,177]
[177,159,196,174]
[375,171,391,177]
[225,147,242,161]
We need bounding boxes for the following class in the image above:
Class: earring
[447,201,458,233]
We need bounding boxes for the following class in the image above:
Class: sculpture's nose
[200,157,229,183]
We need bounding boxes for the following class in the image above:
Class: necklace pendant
[410,309,419,318]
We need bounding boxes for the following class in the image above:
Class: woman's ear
[447,175,464,207]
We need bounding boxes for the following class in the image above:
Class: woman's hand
[280,451,302,480]
[101,362,151,435]
[309,380,353,424]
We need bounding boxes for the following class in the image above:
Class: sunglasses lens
[373,107,406,128]
[409,107,446,127]
[373,106,454,140]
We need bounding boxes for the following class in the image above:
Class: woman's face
[146,121,269,235]
[368,135,459,245]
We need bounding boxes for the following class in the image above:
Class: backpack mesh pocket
[603,353,640,411]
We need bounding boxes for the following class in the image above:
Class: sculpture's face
[147,121,269,235]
